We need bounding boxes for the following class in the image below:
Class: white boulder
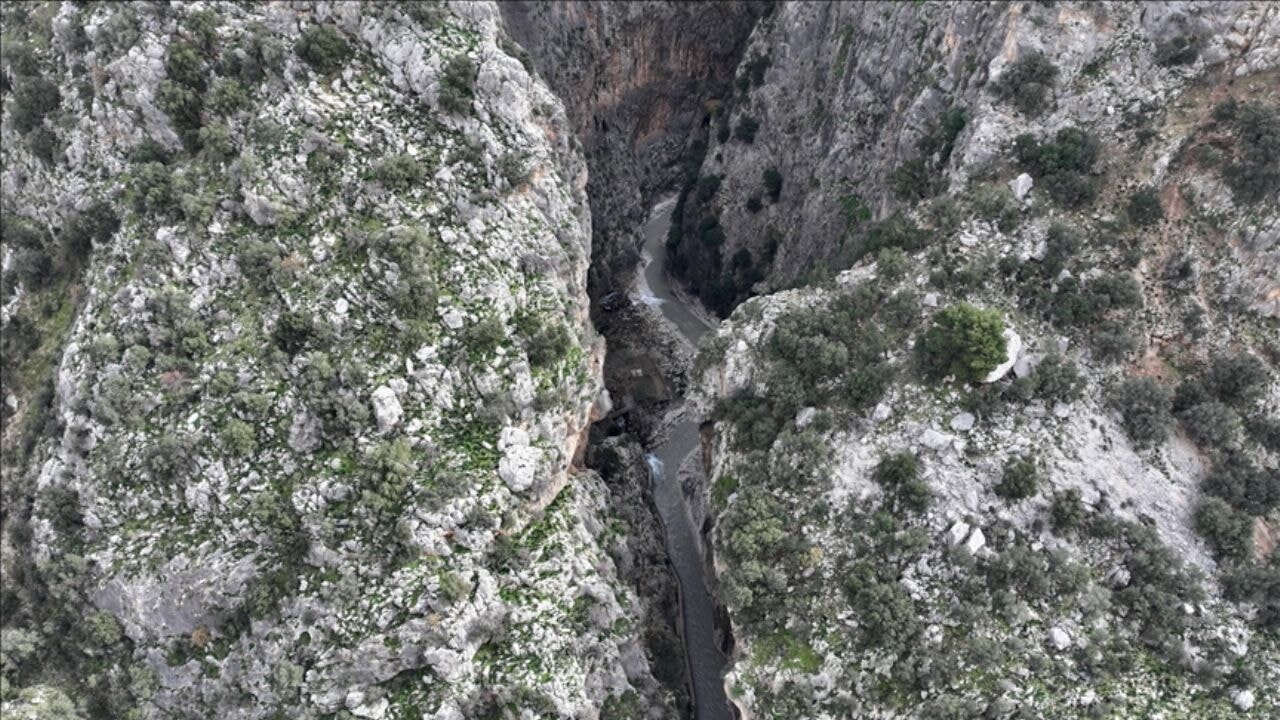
[371,385,403,433]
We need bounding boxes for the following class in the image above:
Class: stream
[636,199,731,720]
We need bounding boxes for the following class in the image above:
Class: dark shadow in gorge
[499,3,767,717]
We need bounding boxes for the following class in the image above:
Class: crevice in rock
[499,3,766,716]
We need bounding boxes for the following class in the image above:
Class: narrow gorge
[3,2,1279,720]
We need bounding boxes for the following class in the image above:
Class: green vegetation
[1013,126,1100,207]
[991,51,1058,116]
[1215,100,1280,203]
[1194,496,1253,561]
[734,115,760,143]
[1111,378,1173,447]
[917,303,1006,383]
[8,74,60,134]
[1049,489,1086,532]
[1127,187,1164,226]
[738,52,772,91]
[1155,35,1199,67]
[873,451,929,514]
[763,167,783,201]
[891,106,968,202]
[995,454,1040,501]
[1010,354,1082,404]
[158,40,209,147]
[296,24,352,74]
[438,54,476,114]
[372,153,428,191]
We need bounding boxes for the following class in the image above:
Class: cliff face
[674,1,1278,318]
[500,1,763,299]
[0,2,674,718]
[682,2,1280,717]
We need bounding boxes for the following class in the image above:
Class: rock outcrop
[0,2,675,717]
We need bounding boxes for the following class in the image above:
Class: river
[637,199,731,720]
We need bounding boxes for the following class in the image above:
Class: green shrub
[746,195,763,213]
[461,315,506,360]
[372,153,426,191]
[892,106,968,202]
[919,106,968,163]
[1194,496,1253,561]
[917,303,1007,383]
[697,214,725,247]
[273,309,322,355]
[696,174,722,202]
[131,162,174,217]
[1203,450,1280,516]
[763,167,783,200]
[1127,187,1164,226]
[1091,320,1137,362]
[1111,378,1173,447]
[992,51,1058,116]
[296,25,351,74]
[518,315,572,369]
[863,213,928,256]
[221,418,257,457]
[996,454,1040,501]
[1050,488,1086,532]
[1155,35,1199,67]
[1221,101,1280,204]
[1013,127,1100,207]
[875,247,908,281]
[1041,223,1080,278]
[62,202,120,260]
[206,77,250,115]
[972,185,1020,232]
[1202,353,1268,407]
[1011,353,1082,404]
[143,433,198,483]
[846,572,920,652]
[734,115,760,143]
[438,54,476,114]
[741,52,771,89]
[715,391,782,451]
[9,74,61,134]
[1177,400,1240,449]
[1221,556,1280,633]
[712,474,739,507]
[873,451,929,514]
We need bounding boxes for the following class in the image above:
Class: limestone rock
[1010,172,1034,200]
[371,386,403,433]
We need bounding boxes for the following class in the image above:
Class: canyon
[2,2,1279,719]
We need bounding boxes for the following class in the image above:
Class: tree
[735,115,760,143]
[992,51,1058,116]
[296,25,351,74]
[1194,496,1253,561]
[763,167,783,200]
[918,304,1007,383]
[1111,378,1173,447]
[1127,187,1164,226]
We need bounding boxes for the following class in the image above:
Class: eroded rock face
[500,1,763,298]
[674,1,1279,318]
[682,2,1280,716]
[1,2,674,717]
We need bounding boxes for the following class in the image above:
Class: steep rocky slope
[4,1,1279,719]
[1,2,676,718]
[500,0,763,301]
[683,1,1280,717]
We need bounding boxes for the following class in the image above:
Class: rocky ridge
[1,2,677,718]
